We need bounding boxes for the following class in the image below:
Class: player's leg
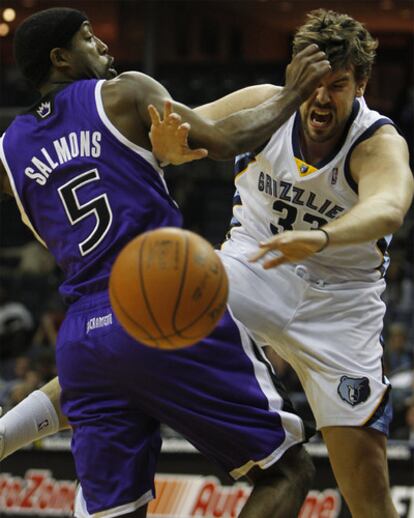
[241,444,315,518]
[281,279,398,517]
[70,412,159,518]
[122,308,315,518]
[57,295,163,518]
[76,490,148,518]
[0,376,67,460]
[321,426,398,518]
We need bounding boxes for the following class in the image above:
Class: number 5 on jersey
[58,169,113,256]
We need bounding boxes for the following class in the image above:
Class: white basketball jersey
[223,97,394,283]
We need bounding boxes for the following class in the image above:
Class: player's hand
[285,44,331,102]
[249,229,328,269]
[148,101,208,166]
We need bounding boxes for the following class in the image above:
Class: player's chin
[308,123,335,142]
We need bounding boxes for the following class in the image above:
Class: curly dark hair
[293,9,378,81]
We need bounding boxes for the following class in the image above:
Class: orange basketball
[109,227,228,349]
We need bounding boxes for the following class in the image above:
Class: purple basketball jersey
[1,79,309,517]
[0,80,182,303]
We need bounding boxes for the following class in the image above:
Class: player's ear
[50,47,72,71]
[355,79,367,97]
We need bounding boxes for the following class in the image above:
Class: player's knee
[251,445,315,494]
[342,459,390,504]
[346,486,395,518]
[290,446,315,493]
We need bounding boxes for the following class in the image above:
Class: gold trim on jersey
[235,158,256,182]
[294,157,318,177]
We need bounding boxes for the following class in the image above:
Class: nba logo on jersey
[331,168,338,185]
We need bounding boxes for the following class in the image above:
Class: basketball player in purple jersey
[0,8,331,518]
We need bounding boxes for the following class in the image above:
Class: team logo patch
[36,101,52,118]
[337,376,370,406]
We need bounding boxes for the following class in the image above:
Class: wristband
[316,228,330,252]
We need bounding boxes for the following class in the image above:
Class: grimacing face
[299,67,367,146]
[67,21,117,80]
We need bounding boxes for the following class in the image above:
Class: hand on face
[148,101,208,166]
[285,45,331,103]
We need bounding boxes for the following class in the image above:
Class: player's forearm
[208,89,301,160]
[195,84,280,121]
[323,196,405,246]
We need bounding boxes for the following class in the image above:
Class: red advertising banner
[0,440,412,517]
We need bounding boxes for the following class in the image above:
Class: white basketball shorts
[218,246,390,431]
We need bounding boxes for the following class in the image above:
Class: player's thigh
[125,310,310,479]
[57,307,162,517]
[285,280,389,430]
[58,292,307,487]
[321,426,390,498]
[72,413,161,517]
[219,253,301,338]
[247,444,315,487]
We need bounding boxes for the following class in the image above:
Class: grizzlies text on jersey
[224,97,395,283]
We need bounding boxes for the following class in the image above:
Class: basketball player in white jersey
[148,9,414,518]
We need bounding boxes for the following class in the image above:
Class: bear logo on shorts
[337,376,370,406]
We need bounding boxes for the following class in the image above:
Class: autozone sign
[1,470,413,517]
[148,475,342,517]
[0,469,76,514]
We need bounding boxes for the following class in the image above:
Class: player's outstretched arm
[202,44,330,158]
[118,44,330,161]
[250,125,414,269]
[148,84,282,166]
[0,377,68,461]
[194,84,281,120]
[147,48,329,165]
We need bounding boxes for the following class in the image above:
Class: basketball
[109,227,228,349]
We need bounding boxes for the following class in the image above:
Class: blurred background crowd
[0,0,413,443]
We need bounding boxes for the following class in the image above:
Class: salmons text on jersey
[24,130,102,186]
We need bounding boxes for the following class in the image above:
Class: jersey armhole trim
[0,134,47,247]
[94,80,163,174]
[344,118,394,194]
